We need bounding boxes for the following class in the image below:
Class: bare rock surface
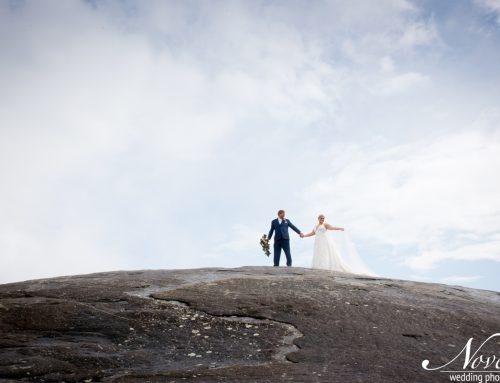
[0,266,499,382]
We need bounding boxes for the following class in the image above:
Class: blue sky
[1,0,499,292]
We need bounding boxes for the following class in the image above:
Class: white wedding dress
[311,224,355,273]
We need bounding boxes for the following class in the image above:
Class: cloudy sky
[1,0,499,291]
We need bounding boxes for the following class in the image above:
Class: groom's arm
[287,220,302,236]
[268,221,275,240]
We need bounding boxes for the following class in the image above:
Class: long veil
[330,230,379,277]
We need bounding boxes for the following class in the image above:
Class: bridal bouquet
[260,234,271,257]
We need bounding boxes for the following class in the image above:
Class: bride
[302,214,363,273]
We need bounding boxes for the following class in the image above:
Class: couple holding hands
[267,209,354,272]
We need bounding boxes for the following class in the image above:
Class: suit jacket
[268,218,301,241]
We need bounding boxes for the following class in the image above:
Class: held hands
[300,232,304,238]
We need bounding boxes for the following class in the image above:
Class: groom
[267,210,304,267]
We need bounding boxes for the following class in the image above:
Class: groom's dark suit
[268,218,301,267]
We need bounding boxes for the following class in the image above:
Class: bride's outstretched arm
[302,231,315,237]
[325,223,344,231]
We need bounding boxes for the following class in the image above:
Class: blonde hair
[318,214,325,220]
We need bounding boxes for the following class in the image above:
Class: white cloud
[303,128,500,270]
[378,71,430,95]
[399,20,439,47]
[0,1,499,291]
[380,56,396,73]
[0,223,126,282]
[406,240,500,271]
[0,0,342,282]
[476,0,500,24]
[203,223,267,266]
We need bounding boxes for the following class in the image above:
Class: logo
[422,333,500,382]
